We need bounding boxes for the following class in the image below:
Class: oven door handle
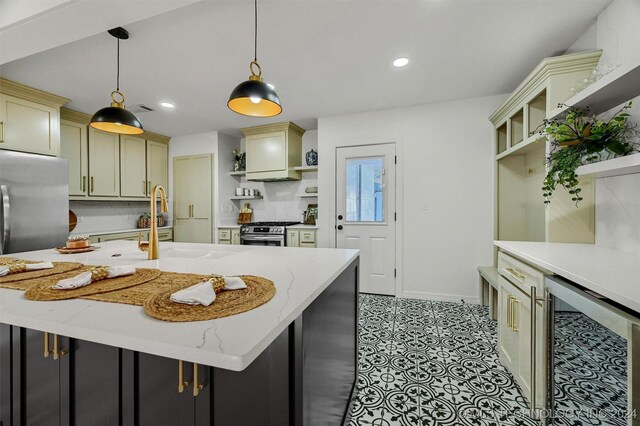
[241,236,283,241]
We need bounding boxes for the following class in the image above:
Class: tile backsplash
[69,201,169,235]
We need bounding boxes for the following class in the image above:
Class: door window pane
[345,157,384,222]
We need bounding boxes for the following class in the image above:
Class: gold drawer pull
[506,267,526,280]
[506,296,512,328]
[53,334,68,360]
[193,363,205,397]
[178,360,191,393]
[0,121,5,143]
[43,332,51,358]
[91,176,94,193]
[82,176,87,192]
[511,299,519,332]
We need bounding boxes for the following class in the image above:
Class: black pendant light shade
[228,0,282,117]
[228,61,282,117]
[90,27,144,135]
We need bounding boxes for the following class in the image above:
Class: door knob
[337,215,343,220]
[337,225,343,230]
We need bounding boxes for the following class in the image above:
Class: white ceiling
[0,0,610,137]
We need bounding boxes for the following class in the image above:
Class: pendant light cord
[116,38,120,91]
[254,0,258,61]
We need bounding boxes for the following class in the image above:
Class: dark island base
[0,260,358,426]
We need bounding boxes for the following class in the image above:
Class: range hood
[242,122,305,181]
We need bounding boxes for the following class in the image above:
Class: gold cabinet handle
[90,176,94,193]
[506,267,526,280]
[44,332,51,358]
[193,363,205,397]
[511,299,519,332]
[143,180,146,195]
[506,296,512,328]
[53,334,68,360]
[148,181,151,195]
[82,176,87,192]
[178,360,191,393]
[0,121,5,143]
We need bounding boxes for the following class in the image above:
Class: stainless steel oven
[240,222,299,247]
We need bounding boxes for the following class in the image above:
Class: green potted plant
[540,102,639,205]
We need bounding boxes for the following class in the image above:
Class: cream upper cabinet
[88,127,120,197]
[173,154,213,243]
[0,94,61,156]
[146,140,168,196]
[243,122,304,181]
[120,135,147,198]
[60,120,88,197]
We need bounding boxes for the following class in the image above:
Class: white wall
[565,0,640,252]
[318,94,506,302]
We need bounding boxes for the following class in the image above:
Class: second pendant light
[228,0,282,117]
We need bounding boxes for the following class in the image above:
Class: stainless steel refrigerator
[0,150,69,254]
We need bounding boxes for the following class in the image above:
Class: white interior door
[336,144,396,295]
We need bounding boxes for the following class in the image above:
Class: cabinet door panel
[498,277,518,369]
[71,340,120,426]
[247,131,286,173]
[137,353,195,426]
[18,328,61,426]
[1,94,59,156]
[60,120,88,196]
[173,218,190,243]
[287,230,299,247]
[191,219,212,243]
[231,229,241,245]
[120,135,147,198]
[147,140,168,195]
[190,155,212,219]
[88,128,120,196]
[173,157,191,219]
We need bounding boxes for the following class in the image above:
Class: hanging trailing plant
[540,101,639,205]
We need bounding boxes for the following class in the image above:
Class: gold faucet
[139,185,168,260]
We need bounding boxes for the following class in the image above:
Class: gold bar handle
[511,299,519,332]
[506,267,526,280]
[44,332,51,358]
[148,181,151,195]
[143,181,146,195]
[530,285,537,413]
[0,121,4,143]
[53,334,68,360]
[82,176,86,192]
[178,360,191,393]
[193,363,205,397]
[506,296,512,329]
[90,176,94,193]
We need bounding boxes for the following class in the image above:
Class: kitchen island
[0,241,359,426]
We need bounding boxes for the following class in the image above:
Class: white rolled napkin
[53,265,136,290]
[0,261,54,277]
[170,276,247,307]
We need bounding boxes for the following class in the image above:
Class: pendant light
[227,0,282,117]
[90,27,144,135]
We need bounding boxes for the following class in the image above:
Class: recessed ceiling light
[393,57,409,68]
[160,102,175,109]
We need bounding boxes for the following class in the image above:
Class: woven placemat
[143,275,275,322]
[0,262,84,284]
[0,265,92,291]
[23,268,163,301]
[83,272,226,306]
[0,257,42,265]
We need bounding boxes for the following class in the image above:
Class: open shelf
[548,60,640,119]
[230,195,263,200]
[510,108,524,146]
[296,193,318,198]
[229,171,246,176]
[496,123,507,155]
[293,165,318,172]
[576,153,640,178]
[496,134,546,160]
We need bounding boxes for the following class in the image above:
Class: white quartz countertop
[287,224,319,230]
[495,241,640,314]
[0,242,359,371]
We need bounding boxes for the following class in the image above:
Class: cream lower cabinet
[287,229,317,248]
[0,90,66,156]
[90,228,173,243]
[173,155,213,243]
[218,228,240,245]
[120,135,147,198]
[497,252,546,410]
[88,127,120,197]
